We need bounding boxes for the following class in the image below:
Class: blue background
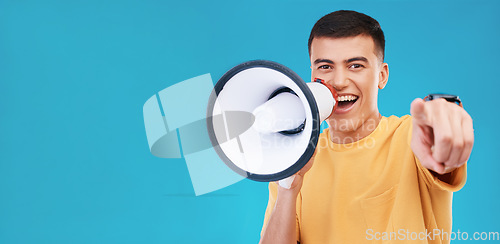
[1,0,499,243]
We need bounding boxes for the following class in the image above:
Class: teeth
[338,95,358,102]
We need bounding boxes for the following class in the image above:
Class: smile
[335,94,358,114]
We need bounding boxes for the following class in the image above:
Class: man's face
[310,35,388,137]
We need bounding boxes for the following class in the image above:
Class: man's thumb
[411,98,429,125]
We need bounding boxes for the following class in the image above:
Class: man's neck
[328,113,382,144]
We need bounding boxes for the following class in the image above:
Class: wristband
[424,93,462,107]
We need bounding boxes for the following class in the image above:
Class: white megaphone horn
[207,60,337,188]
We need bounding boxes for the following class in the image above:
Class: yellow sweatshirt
[262,115,467,243]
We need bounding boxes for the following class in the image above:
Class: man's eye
[349,64,364,69]
[318,65,331,69]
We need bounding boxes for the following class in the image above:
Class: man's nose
[328,70,349,91]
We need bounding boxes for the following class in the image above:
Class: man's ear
[378,63,389,89]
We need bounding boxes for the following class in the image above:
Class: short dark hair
[308,10,385,61]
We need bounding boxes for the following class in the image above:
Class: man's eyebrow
[314,59,334,65]
[346,56,368,63]
[314,57,369,65]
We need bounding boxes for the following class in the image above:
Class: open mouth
[336,95,359,112]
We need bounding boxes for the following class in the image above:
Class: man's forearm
[260,190,298,244]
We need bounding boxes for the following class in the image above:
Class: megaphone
[207,60,337,188]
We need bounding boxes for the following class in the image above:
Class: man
[259,10,473,244]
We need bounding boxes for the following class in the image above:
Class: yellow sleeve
[407,116,467,191]
[415,156,467,191]
[260,182,301,242]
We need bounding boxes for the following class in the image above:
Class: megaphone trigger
[278,175,296,189]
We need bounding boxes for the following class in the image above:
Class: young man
[259,10,473,244]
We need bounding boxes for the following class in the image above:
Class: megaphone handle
[278,175,296,189]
